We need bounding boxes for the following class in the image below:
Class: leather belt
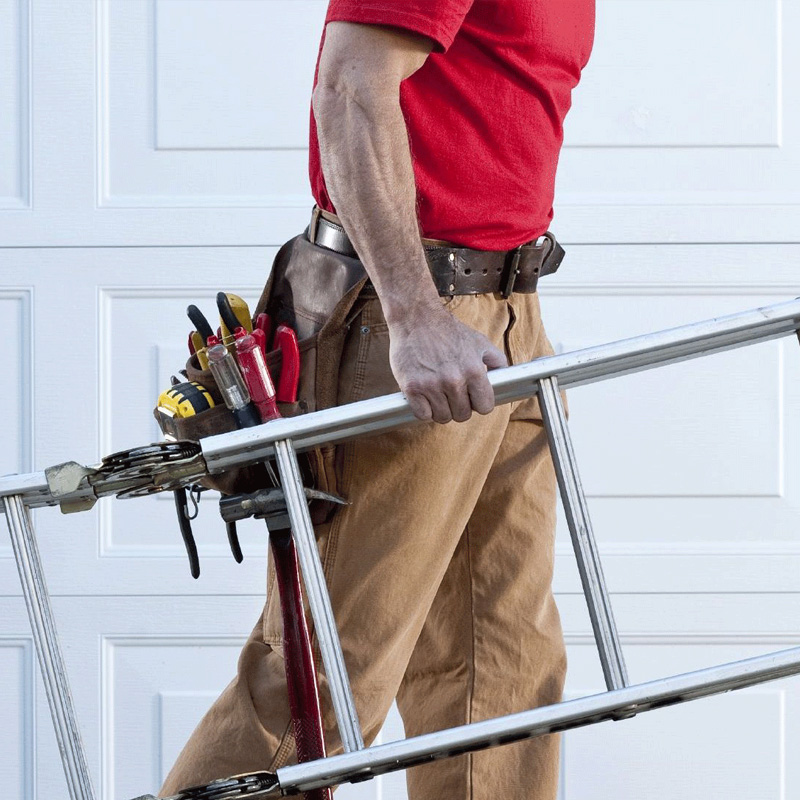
[307,206,565,298]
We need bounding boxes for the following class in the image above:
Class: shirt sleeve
[325,0,474,53]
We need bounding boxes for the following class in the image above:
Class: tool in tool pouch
[155,380,216,578]
[127,283,350,797]
[150,292,346,578]
[153,284,354,796]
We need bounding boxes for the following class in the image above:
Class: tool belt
[154,230,370,507]
[148,209,568,573]
[153,210,566,502]
[309,206,566,298]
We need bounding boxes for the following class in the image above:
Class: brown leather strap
[308,207,564,297]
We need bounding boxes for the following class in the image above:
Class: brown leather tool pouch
[153,231,368,517]
[252,232,369,413]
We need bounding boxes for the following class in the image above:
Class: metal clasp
[501,247,523,299]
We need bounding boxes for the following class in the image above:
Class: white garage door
[3,1,800,798]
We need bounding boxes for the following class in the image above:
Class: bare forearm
[312,84,441,327]
[310,21,506,424]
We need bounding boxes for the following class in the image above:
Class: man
[161,1,595,798]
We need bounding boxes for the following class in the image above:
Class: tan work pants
[160,288,568,800]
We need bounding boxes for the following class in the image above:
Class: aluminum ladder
[5,297,800,800]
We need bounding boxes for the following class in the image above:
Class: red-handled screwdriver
[205,337,261,428]
[234,328,280,422]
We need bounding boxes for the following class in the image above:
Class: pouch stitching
[289,305,328,326]
[320,316,371,582]
[348,308,372,412]
[268,719,296,771]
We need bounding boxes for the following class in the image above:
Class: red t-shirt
[309,0,595,251]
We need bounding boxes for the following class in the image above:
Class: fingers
[394,329,509,425]
[404,369,489,424]
[429,389,459,424]
[462,344,506,415]
[440,372,473,423]
[403,376,462,424]
[466,369,496,416]
[482,343,508,370]
[405,391,433,422]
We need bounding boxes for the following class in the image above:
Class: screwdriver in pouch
[225,329,281,484]
[234,329,280,422]
[205,336,261,428]
[206,335,268,561]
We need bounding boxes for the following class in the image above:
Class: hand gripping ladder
[5,298,800,800]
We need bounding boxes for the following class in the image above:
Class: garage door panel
[0,0,30,210]
[567,0,780,149]
[100,0,326,207]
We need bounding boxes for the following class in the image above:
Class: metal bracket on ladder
[5,297,800,800]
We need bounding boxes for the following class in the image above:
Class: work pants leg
[160,293,524,794]
[396,291,567,800]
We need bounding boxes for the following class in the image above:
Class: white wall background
[2,0,800,798]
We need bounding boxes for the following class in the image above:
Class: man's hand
[388,302,508,423]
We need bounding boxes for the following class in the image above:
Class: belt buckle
[501,246,523,299]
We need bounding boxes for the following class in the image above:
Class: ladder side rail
[3,496,96,800]
[273,438,365,753]
[275,643,800,795]
[201,298,800,476]
[4,298,800,512]
[148,643,800,800]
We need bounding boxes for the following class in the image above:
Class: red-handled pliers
[274,324,300,403]
[249,315,300,403]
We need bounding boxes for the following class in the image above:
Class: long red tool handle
[269,526,333,800]
[231,316,327,787]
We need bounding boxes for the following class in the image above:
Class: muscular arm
[312,21,507,423]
